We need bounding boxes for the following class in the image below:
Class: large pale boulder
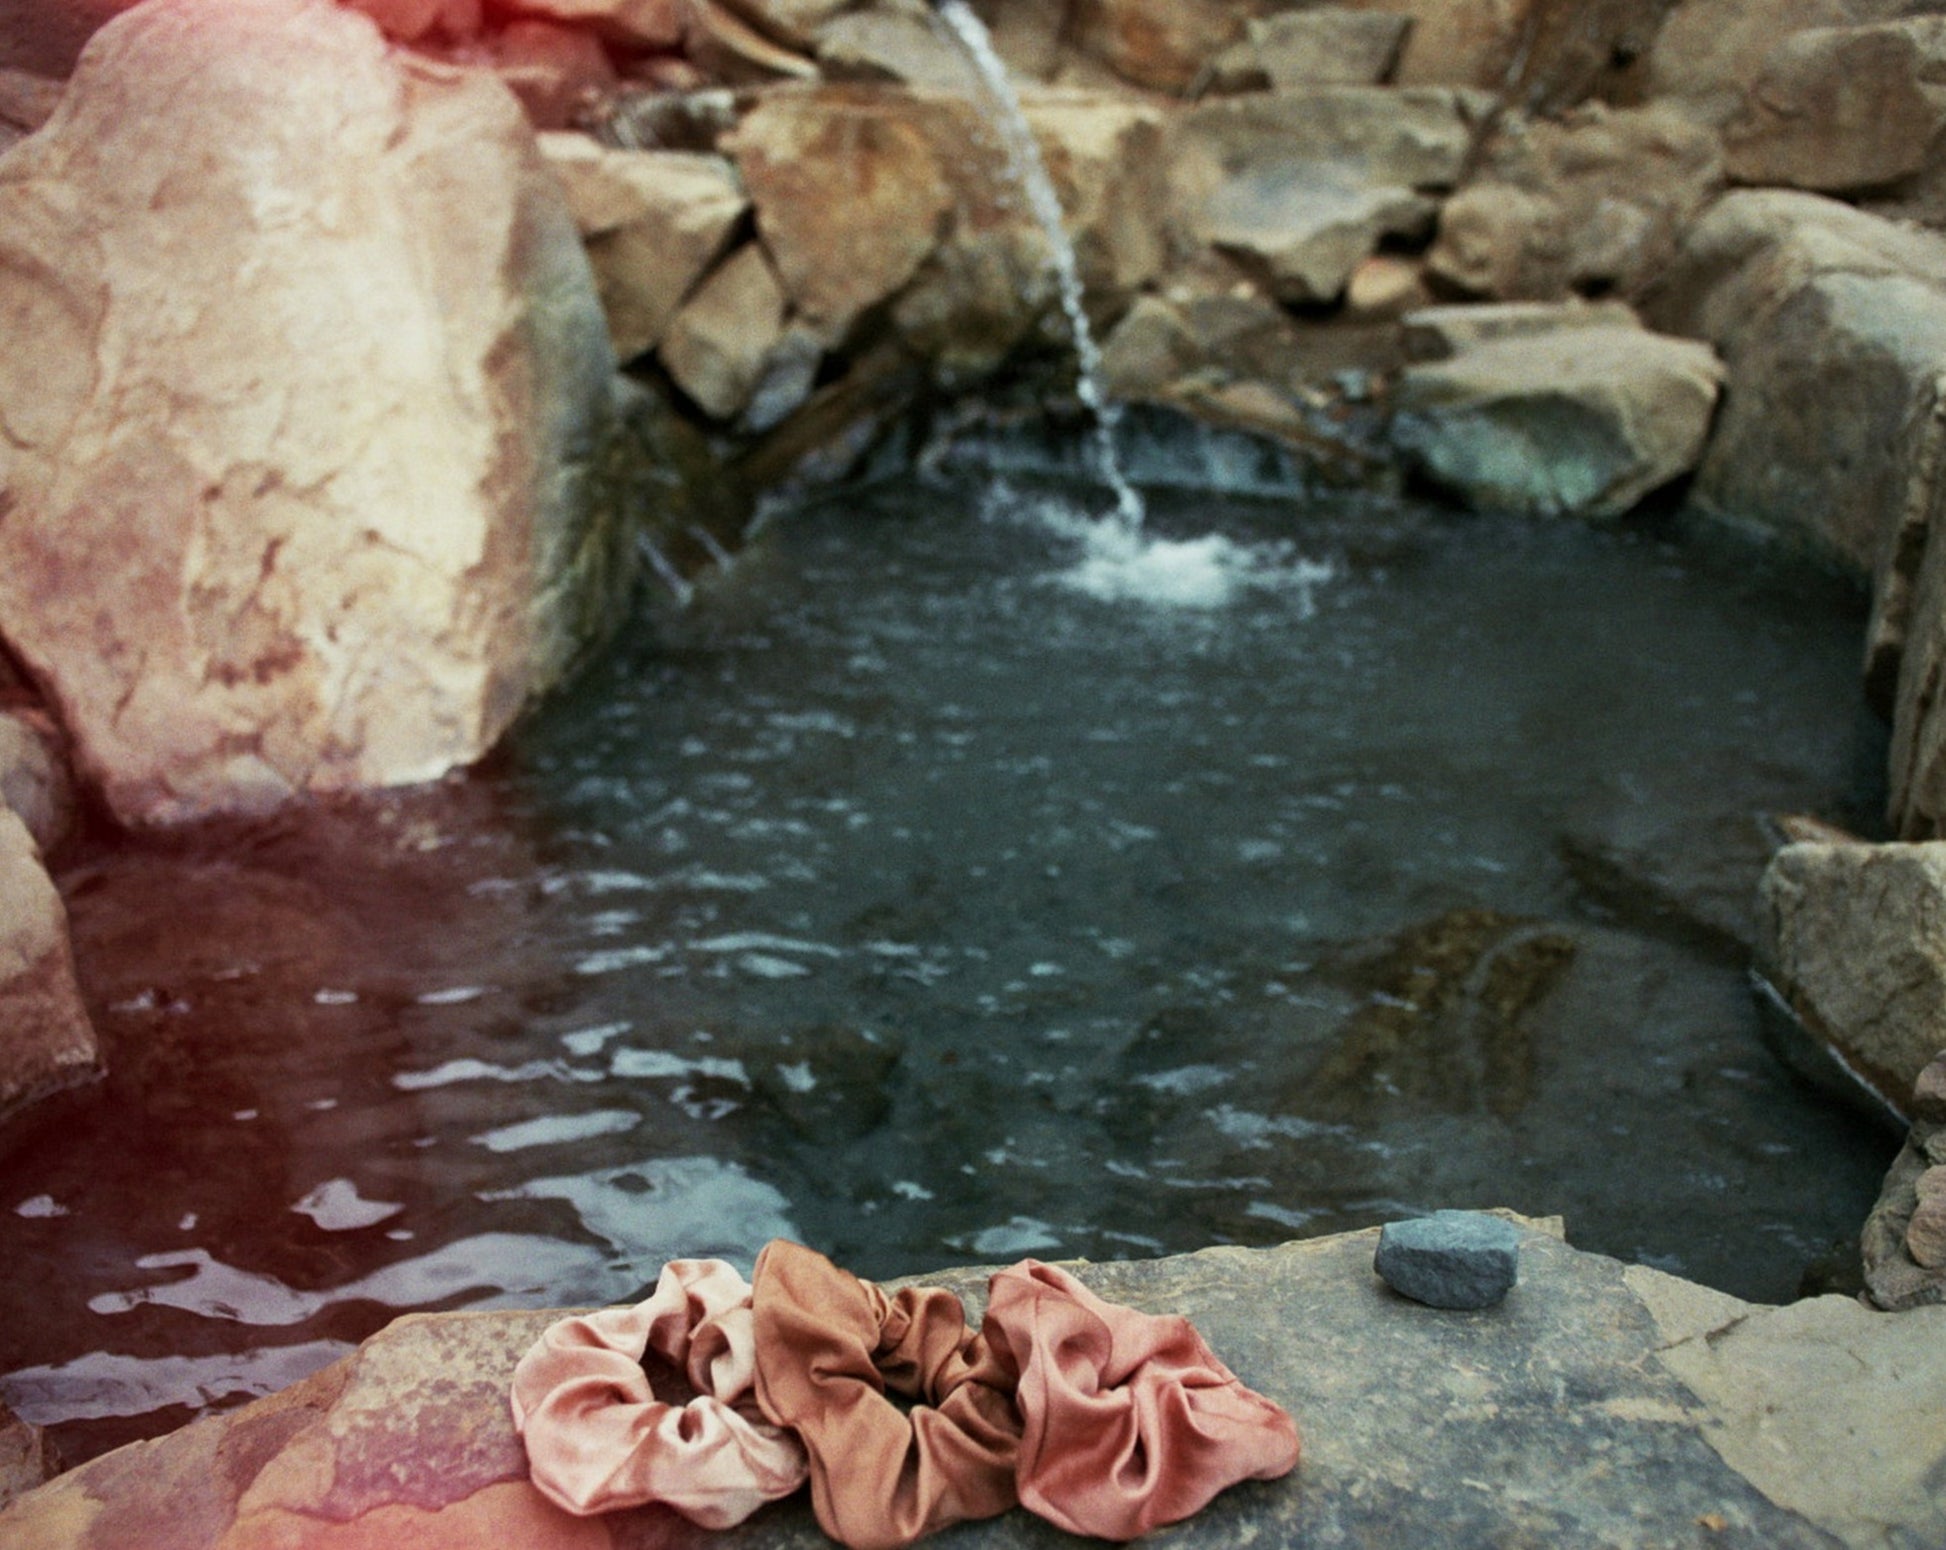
[1427,103,1722,302]
[5,1223,1943,1547]
[1723,18,1946,192]
[0,0,636,826]
[1756,841,1946,1112]
[538,133,747,361]
[0,807,100,1131]
[1644,189,1946,575]
[1390,313,1723,519]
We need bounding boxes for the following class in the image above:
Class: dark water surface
[0,476,1897,1462]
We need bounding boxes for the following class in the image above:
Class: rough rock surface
[5,1221,1943,1547]
[1645,189,1946,575]
[0,807,100,1131]
[0,711,72,859]
[1863,1071,1946,1309]
[0,1400,56,1510]
[1878,370,1946,838]
[1723,17,1946,191]
[0,0,635,826]
[1374,1210,1520,1308]
[1390,316,1723,519]
[1209,8,1413,90]
[1206,172,1432,305]
[1646,0,1924,126]
[1427,103,1722,302]
[1757,841,1946,1113]
[538,134,748,362]
[660,242,794,422]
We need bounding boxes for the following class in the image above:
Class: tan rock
[341,0,481,43]
[1864,1127,1946,1309]
[687,0,822,83]
[1909,1195,1946,1269]
[500,0,686,49]
[1427,103,1722,303]
[966,0,1069,82]
[1390,322,1723,519]
[0,807,101,1130]
[1070,0,1262,93]
[538,134,747,360]
[1099,294,1203,398]
[1344,253,1432,319]
[0,711,74,858]
[1724,18,1946,192]
[1915,1055,1946,1122]
[1209,173,1433,304]
[815,2,985,91]
[1649,0,1926,127]
[1402,299,1643,360]
[0,66,62,137]
[1213,7,1413,89]
[1757,842,1946,1109]
[0,0,636,826]
[727,86,952,344]
[0,1401,56,1511]
[1645,190,1946,577]
[1334,0,1531,89]
[1022,89,1171,307]
[660,242,792,420]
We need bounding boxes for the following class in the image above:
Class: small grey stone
[1376,1210,1521,1309]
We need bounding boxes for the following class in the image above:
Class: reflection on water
[0,476,1900,1463]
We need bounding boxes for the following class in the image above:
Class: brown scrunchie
[981,1259,1301,1540]
[749,1240,1023,1550]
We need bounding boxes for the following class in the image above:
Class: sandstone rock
[1401,298,1643,359]
[0,711,74,859]
[1333,0,1532,89]
[1343,253,1432,319]
[587,85,741,151]
[500,0,686,49]
[1863,1108,1946,1308]
[688,0,822,83]
[1723,18,1946,192]
[1208,173,1432,304]
[1909,1195,1946,1268]
[1070,0,1264,93]
[491,19,617,130]
[726,86,952,345]
[1427,103,1722,302]
[660,241,793,421]
[1099,294,1203,398]
[1757,841,1946,1113]
[1213,8,1413,90]
[1915,1053,1946,1122]
[1390,321,1723,519]
[539,133,747,361]
[1023,91,1172,308]
[0,807,101,1131]
[1173,87,1485,207]
[0,66,60,138]
[5,1223,1942,1547]
[340,0,482,43]
[0,1401,56,1511]
[815,1,985,91]
[964,0,1068,82]
[1645,189,1946,576]
[1649,0,1933,126]
[0,0,635,826]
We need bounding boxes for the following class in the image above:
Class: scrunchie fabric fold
[982,1258,1301,1540]
[749,1240,1023,1550]
[511,1257,810,1527]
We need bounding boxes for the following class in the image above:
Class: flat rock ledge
[4,1217,1943,1549]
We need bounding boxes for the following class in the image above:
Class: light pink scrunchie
[511,1257,810,1528]
[982,1259,1301,1540]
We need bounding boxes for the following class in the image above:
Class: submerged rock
[0,0,637,825]
[5,1221,1942,1547]
[1375,1210,1521,1309]
[1390,313,1722,519]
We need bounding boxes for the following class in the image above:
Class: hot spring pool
[0,473,1898,1462]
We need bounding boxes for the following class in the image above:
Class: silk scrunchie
[511,1257,810,1528]
[749,1240,1023,1550]
[981,1258,1301,1540]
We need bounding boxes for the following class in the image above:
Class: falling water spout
[932,0,1147,533]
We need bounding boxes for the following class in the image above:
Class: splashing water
[933,0,1146,532]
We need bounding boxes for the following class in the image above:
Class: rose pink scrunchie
[510,1257,810,1528]
[749,1240,1023,1550]
[981,1258,1301,1540]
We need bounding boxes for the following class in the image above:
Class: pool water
[0,474,1897,1463]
